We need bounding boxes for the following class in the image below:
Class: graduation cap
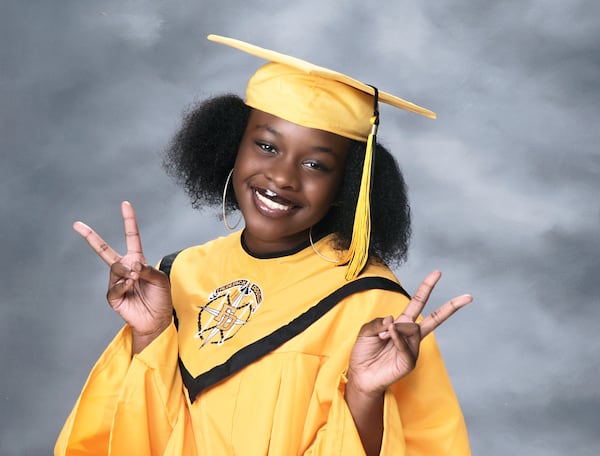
[208,34,436,280]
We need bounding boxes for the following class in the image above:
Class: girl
[55,35,472,455]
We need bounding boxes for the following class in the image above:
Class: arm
[343,380,384,456]
[345,271,472,456]
[56,202,193,454]
[298,272,469,455]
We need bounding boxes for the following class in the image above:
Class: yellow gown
[55,231,470,455]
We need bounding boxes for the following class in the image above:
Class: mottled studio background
[1,1,599,454]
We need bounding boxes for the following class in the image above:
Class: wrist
[345,368,386,400]
[344,370,385,456]
[131,319,171,338]
[131,320,171,355]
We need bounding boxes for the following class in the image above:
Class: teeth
[255,190,292,211]
[264,188,277,197]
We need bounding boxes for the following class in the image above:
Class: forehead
[246,109,352,152]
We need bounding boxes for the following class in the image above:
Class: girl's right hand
[73,201,173,353]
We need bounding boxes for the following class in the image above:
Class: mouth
[253,187,299,213]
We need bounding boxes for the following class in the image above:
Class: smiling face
[233,109,351,256]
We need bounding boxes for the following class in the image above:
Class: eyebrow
[253,124,337,154]
[254,124,281,137]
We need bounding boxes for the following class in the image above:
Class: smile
[253,188,297,212]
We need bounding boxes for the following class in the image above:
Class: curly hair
[163,94,411,266]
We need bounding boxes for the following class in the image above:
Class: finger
[106,278,135,303]
[121,201,144,258]
[377,316,395,338]
[397,270,442,322]
[388,322,421,360]
[420,294,473,338]
[133,262,170,289]
[73,221,121,266]
[357,317,393,338]
[109,261,136,285]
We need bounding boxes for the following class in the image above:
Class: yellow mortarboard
[207,34,436,280]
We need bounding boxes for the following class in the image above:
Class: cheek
[232,143,251,178]
[233,140,257,173]
[308,177,343,210]
[232,144,244,170]
[325,174,344,202]
[231,167,244,201]
[231,151,247,199]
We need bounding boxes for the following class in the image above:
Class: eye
[303,160,330,172]
[256,142,276,153]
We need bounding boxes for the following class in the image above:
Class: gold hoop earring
[309,227,339,263]
[222,169,242,231]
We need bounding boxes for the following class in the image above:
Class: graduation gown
[55,231,470,455]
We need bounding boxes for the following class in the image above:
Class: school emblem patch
[195,279,263,348]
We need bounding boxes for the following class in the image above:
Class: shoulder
[158,231,242,277]
[333,261,412,317]
[358,259,410,297]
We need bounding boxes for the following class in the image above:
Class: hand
[73,201,173,350]
[347,270,472,397]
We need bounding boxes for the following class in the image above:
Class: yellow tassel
[338,115,377,280]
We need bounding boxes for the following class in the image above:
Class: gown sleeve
[303,332,469,456]
[301,288,470,456]
[303,376,408,455]
[54,321,197,456]
[391,332,471,455]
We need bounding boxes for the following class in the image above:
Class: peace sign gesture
[347,270,472,396]
[73,201,173,353]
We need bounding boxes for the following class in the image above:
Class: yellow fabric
[56,232,470,455]
[207,34,437,129]
[246,62,376,142]
[171,232,397,378]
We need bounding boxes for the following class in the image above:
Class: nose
[265,156,300,190]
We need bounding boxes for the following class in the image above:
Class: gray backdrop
[1,1,598,455]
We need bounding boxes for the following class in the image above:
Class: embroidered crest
[195,279,263,348]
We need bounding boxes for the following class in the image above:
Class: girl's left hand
[347,270,472,396]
